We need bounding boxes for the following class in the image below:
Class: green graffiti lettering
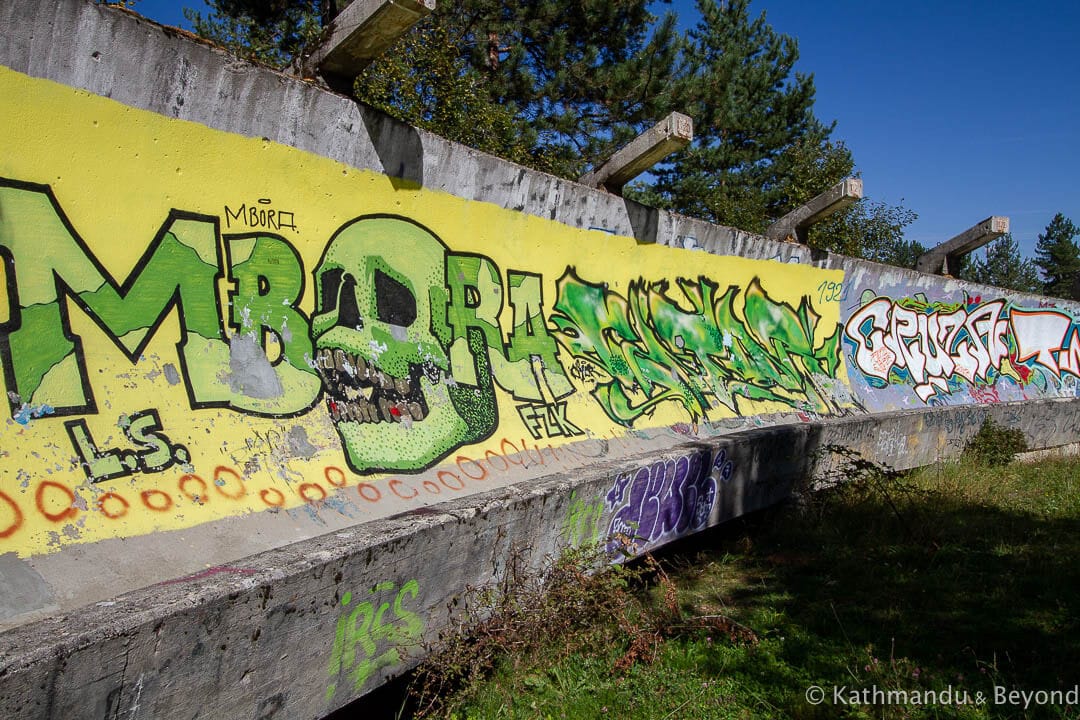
[0,181,318,417]
[226,234,320,410]
[446,255,571,402]
[551,269,852,425]
[326,579,424,701]
[64,408,188,483]
[562,490,605,547]
[64,419,129,482]
[392,579,424,642]
[0,183,222,413]
[445,254,504,386]
[124,410,178,471]
[506,271,573,400]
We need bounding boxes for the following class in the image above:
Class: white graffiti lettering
[845,297,1079,402]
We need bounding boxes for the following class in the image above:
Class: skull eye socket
[319,268,343,315]
[375,269,416,327]
[319,268,363,329]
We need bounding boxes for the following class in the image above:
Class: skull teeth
[316,347,432,427]
[326,397,426,424]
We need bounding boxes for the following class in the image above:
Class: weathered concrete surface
[915,216,1010,275]
[1,1,1080,718]
[299,0,436,88]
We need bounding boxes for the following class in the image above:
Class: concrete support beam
[915,216,1009,275]
[765,177,863,244]
[579,112,693,193]
[300,0,435,90]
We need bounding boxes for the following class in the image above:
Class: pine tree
[183,1,328,67]
[632,0,849,233]
[1034,213,1080,299]
[446,0,681,177]
[184,0,680,177]
[354,19,536,167]
[967,234,1041,294]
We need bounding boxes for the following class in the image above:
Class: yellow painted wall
[0,67,853,556]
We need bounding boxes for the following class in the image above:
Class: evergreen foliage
[183,0,329,67]
[1034,212,1080,299]
[633,0,847,234]
[966,233,1041,294]
[809,197,920,267]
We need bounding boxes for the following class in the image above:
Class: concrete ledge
[1017,441,1080,463]
[915,216,1009,275]
[766,177,863,244]
[579,112,693,193]
[2,398,1078,718]
[300,0,436,88]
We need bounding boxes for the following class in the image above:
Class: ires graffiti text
[844,292,1080,402]
[327,579,423,701]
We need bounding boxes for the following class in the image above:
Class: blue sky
[135,0,1079,259]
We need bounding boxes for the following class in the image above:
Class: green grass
[392,454,1080,720]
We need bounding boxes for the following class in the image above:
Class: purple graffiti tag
[607,448,730,553]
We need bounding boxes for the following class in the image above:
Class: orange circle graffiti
[140,489,173,512]
[389,479,418,500]
[437,471,465,491]
[97,492,130,519]
[0,492,24,538]
[455,455,487,481]
[179,474,209,504]
[356,483,381,503]
[484,449,510,472]
[325,466,348,488]
[260,488,286,507]
[299,483,327,504]
[35,481,78,523]
[500,438,525,466]
[213,466,246,500]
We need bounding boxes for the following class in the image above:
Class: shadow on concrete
[358,105,424,189]
[624,196,659,245]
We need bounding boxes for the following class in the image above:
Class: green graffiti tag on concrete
[446,255,573,402]
[562,490,605,548]
[326,579,424,702]
[550,270,848,425]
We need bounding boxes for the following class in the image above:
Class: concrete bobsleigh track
[1,2,1079,717]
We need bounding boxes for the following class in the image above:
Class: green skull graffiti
[311,216,495,474]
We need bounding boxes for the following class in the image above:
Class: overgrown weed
[963,418,1030,466]
[407,537,759,718]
